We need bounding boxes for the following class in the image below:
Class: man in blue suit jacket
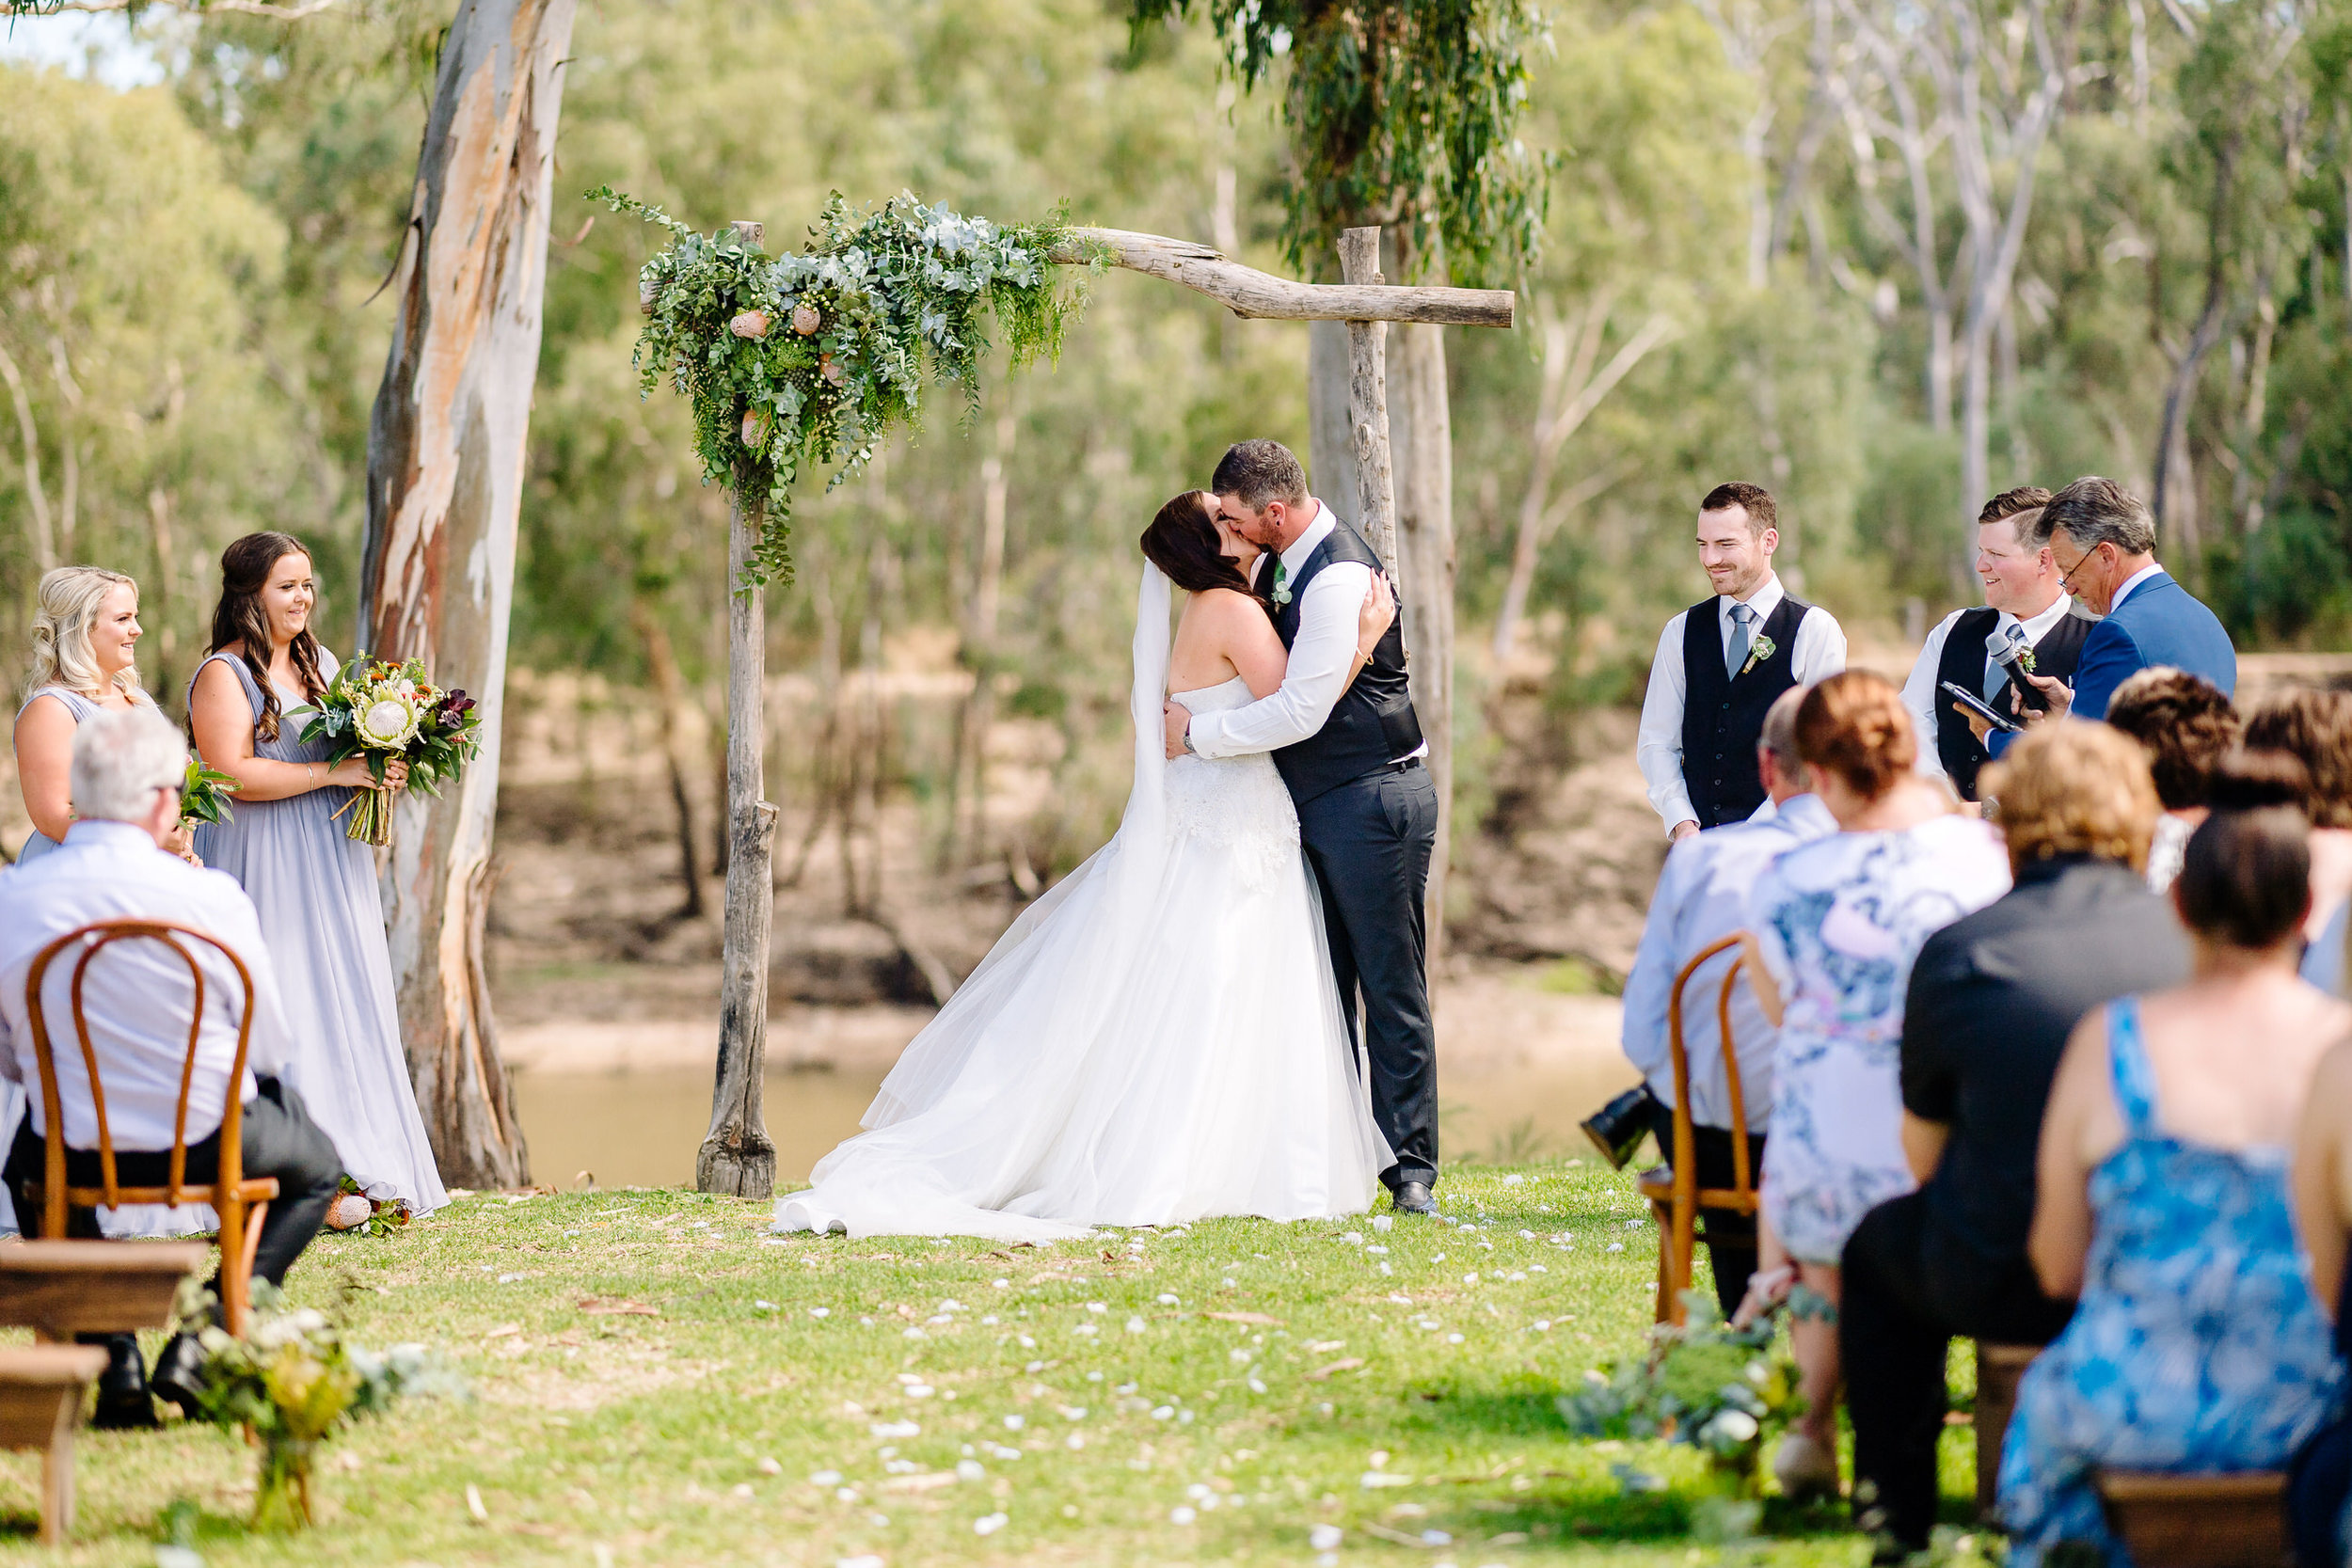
[1987,476,2235,756]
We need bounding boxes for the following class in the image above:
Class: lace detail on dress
[1167,676,1299,891]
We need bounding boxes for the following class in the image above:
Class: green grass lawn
[8,1161,1991,1564]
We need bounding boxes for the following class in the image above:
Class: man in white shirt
[1899,486,2091,803]
[1636,482,1848,841]
[1612,686,1834,1313]
[1161,439,1440,1215]
[0,707,342,1420]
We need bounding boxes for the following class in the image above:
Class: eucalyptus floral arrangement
[1558,1292,1803,1499]
[180,754,237,831]
[181,1280,465,1529]
[591,186,1102,587]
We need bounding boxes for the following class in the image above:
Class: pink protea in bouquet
[294,656,485,846]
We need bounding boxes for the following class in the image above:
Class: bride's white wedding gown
[773,567,1388,1241]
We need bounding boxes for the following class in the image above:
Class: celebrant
[188,532,447,1219]
[1636,482,1849,839]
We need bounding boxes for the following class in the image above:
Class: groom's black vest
[1931,605,2093,800]
[1269,517,1424,804]
[1679,592,1811,829]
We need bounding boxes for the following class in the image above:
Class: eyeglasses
[2053,545,2104,595]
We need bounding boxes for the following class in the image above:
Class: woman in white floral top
[1737,671,2010,1501]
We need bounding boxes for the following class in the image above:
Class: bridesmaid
[187,533,447,1216]
[11,565,211,1238]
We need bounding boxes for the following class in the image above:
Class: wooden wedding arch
[692,222,1514,1198]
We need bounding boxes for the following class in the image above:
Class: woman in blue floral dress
[2002,758,2347,1564]
[1740,672,2010,1498]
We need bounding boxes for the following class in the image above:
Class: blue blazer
[1989,571,2234,755]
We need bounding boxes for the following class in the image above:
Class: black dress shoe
[148,1332,209,1416]
[88,1334,156,1430]
[1390,1180,1437,1215]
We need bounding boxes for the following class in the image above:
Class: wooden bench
[0,1241,210,1342]
[1972,1342,2039,1516]
[2095,1470,2293,1568]
[0,1345,108,1544]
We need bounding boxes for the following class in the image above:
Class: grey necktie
[1726,602,1756,679]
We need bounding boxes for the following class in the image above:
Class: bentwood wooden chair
[20,919,278,1336]
[1634,932,1760,1326]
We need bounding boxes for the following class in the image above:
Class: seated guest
[0,707,342,1422]
[1900,486,2089,806]
[1841,724,2189,1552]
[2243,689,2352,942]
[1738,671,2010,1500]
[1616,686,1834,1314]
[1996,475,2237,752]
[2104,667,2239,893]
[2288,1032,2352,1568]
[1999,755,2346,1566]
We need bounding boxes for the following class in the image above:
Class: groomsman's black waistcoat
[1931,605,2093,801]
[1270,518,1424,804]
[1680,593,1810,829]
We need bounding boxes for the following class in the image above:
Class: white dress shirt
[2106,561,2166,614]
[0,820,292,1150]
[1634,574,1848,835]
[1899,593,2076,787]
[1619,792,1837,1131]
[1186,501,1426,763]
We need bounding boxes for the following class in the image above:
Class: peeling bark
[361,0,577,1190]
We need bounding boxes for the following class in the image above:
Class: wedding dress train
[773,566,1388,1241]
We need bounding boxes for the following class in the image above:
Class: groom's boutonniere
[1737,632,1777,678]
[1271,562,1293,607]
[2016,646,2037,675]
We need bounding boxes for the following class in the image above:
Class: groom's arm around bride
[1159,439,1443,1214]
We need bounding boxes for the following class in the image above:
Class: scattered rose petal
[973,1512,1008,1536]
[1311,1524,1343,1550]
[1170,1506,1197,1525]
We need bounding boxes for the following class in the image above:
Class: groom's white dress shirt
[1619,791,1836,1132]
[1184,500,1426,764]
[0,819,293,1150]
[1633,572,1846,836]
[1898,591,2075,790]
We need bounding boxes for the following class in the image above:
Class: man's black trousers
[1296,761,1440,1190]
[7,1074,342,1290]
[1841,1191,2074,1547]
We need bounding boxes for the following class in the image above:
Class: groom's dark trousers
[1298,760,1441,1190]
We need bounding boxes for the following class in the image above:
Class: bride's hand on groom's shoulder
[1163,701,1190,760]
[1359,571,1396,654]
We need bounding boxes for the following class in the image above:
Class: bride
[774,492,1396,1240]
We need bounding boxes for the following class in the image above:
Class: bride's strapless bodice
[1167,675,1297,883]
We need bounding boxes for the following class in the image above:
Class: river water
[512,1053,1642,1191]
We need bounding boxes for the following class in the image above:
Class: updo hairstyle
[2241,689,2352,829]
[1139,492,1263,606]
[2175,751,2313,951]
[2105,667,2240,813]
[1794,669,1915,800]
[26,565,141,701]
[209,531,326,741]
[1980,722,2160,874]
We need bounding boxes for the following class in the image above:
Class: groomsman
[1637,482,1848,841]
[1898,486,2091,803]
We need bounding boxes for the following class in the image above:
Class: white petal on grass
[1310,1524,1344,1549]
[836,1558,884,1568]
[1156,1293,1179,1306]
[1126,1316,1148,1334]
[973,1512,1009,1536]
[1169,1506,1197,1525]
[809,1469,842,1486]
[957,1460,986,1481]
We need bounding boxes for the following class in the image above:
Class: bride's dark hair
[1140,491,1267,612]
[210,531,326,741]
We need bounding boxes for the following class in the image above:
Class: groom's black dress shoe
[88,1334,157,1430]
[148,1332,209,1416]
[1391,1181,1436,1215]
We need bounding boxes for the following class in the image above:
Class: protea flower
[791,303,821,336]
[355,689,421,751]
[742,407,771,449]
[729,309,771,339]
[819,356,844,387]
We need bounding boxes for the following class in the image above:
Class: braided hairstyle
[208,532,326,741]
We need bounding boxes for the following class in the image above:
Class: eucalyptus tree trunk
[361,0,578,1189]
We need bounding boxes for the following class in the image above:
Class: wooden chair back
[1638,931,1762,1323]
[20,918,278,1332]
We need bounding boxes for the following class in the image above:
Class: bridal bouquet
[293,656,483,846]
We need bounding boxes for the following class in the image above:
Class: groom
[1162,439,1441,1215]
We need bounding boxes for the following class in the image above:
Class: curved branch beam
[6,0,346,15]
[1058,229,1516,329]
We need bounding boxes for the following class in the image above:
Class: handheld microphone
[1984,622,2051,712]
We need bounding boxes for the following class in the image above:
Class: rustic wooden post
[1337,228,1401,580]
[697,219,782,1200]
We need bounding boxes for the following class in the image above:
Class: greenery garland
[592,187,1103,588]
